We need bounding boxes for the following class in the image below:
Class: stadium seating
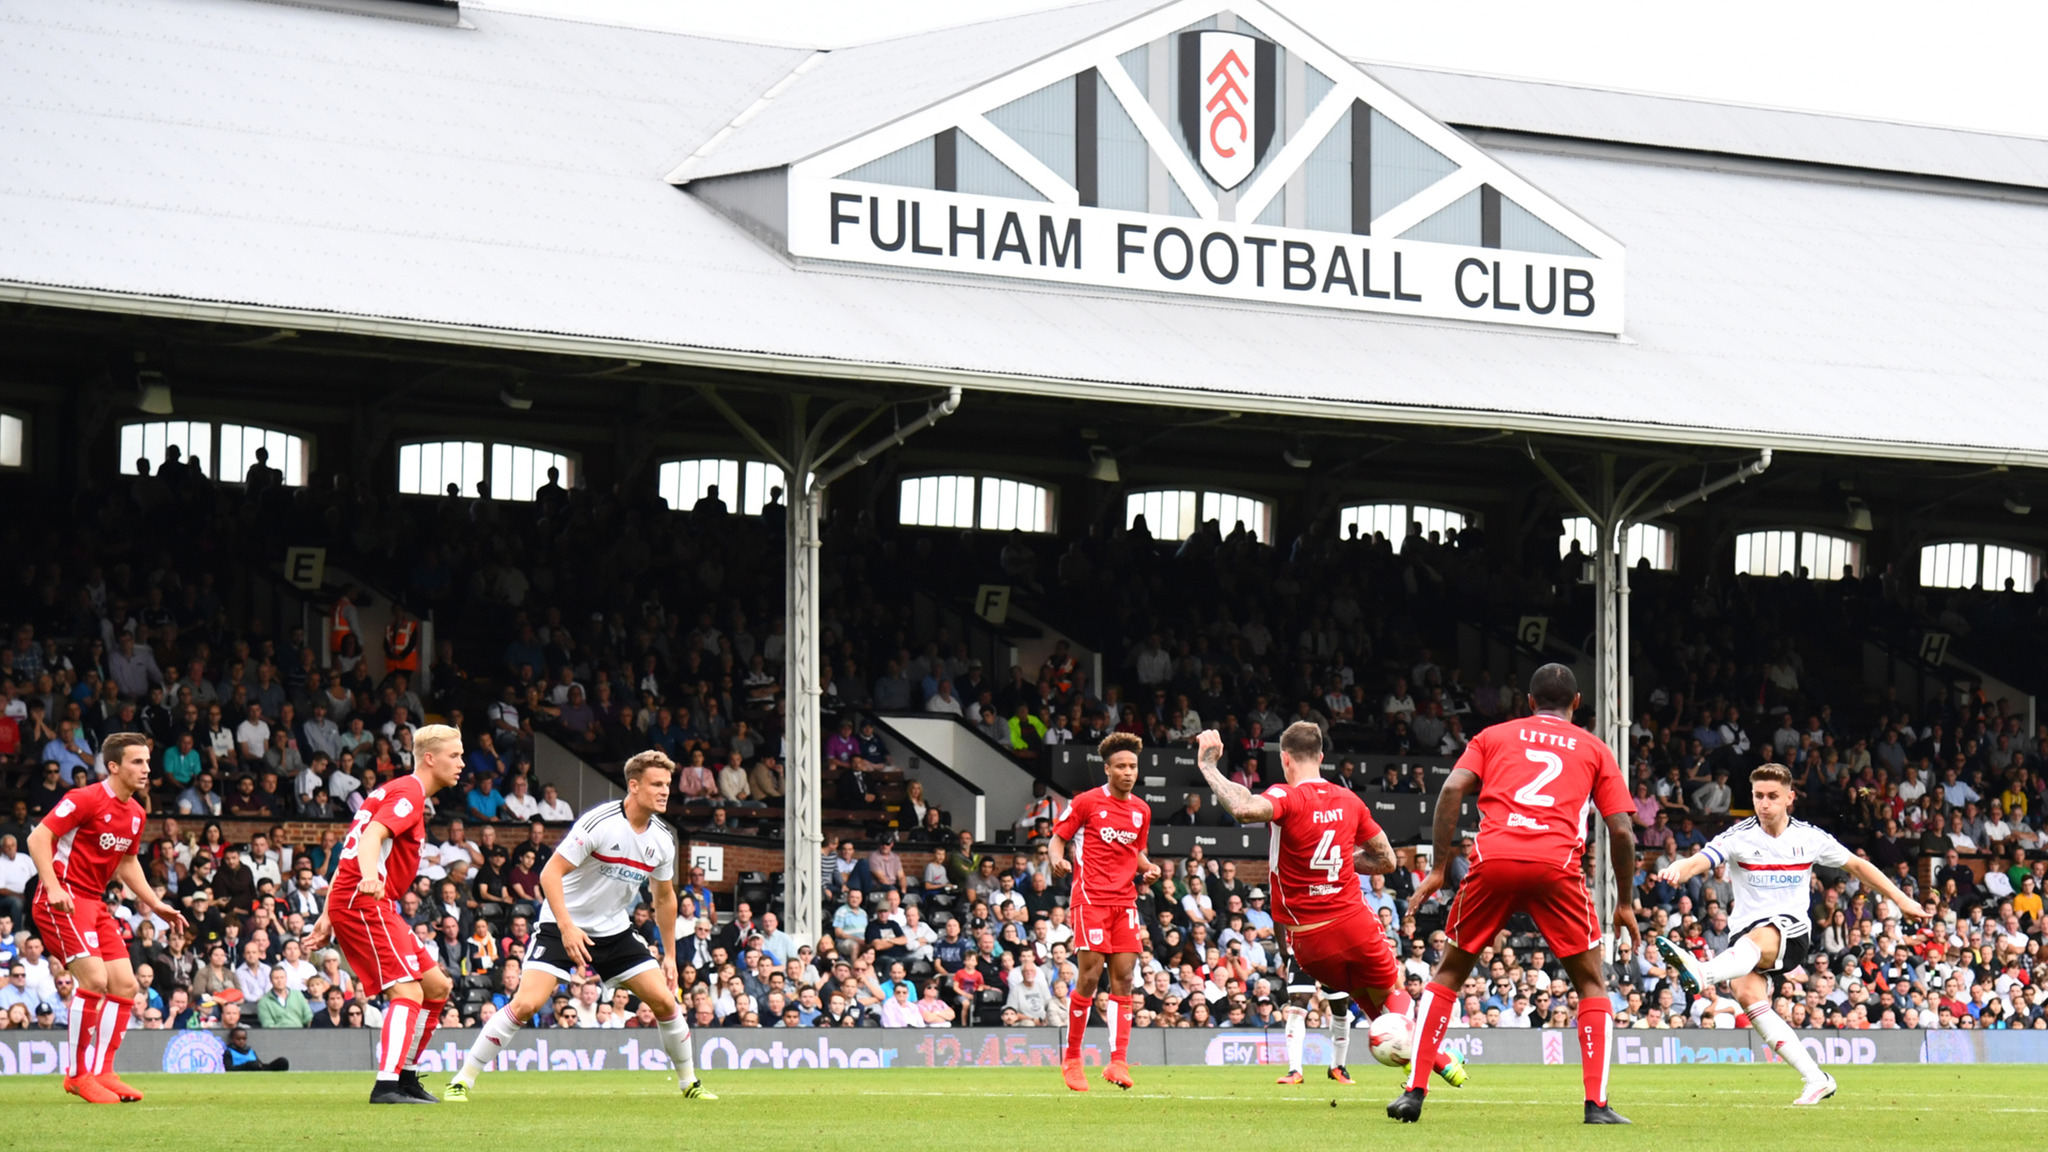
[0,465,2042,1042]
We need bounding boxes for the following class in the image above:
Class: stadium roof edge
[13,277,2045,471]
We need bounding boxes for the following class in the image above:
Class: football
[1367,1013,1415,1067]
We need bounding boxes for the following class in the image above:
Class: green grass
[3,1064,2040,1150]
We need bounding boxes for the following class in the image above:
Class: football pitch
[3,1065,2040,1150]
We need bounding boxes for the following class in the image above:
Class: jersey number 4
[1514,749,1564,808]
[1310,831,1344,881]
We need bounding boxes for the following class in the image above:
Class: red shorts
[1071,897,1143,954]
[1288,909,1400,996]
[33,894,126,965]
[328,896,439,993]
[1445,857,1602,958]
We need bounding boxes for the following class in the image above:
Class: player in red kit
[1048,731,1160,1092]
[1387,664,1638,1126]
[27,732,187,1103]
[1197,722,1467,1090]
[309,723,465,1104]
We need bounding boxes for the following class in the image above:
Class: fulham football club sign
[1180,30,1274,190]
[759,0,1627,335]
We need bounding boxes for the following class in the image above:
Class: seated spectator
[837,762,879,808]
[535,783,574,822]
[748,755,785,805]
[716,752,762,808]
[878,981,924,1027]
[466,775,507,821]
[255,967,310,1028]
[223,1027,290,1070]
[825,719,858,769]
[676,751,717,803]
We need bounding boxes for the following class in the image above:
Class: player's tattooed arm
[1195,730,1273,823]
[1353,831,1397,876]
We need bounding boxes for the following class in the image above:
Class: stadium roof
[6,0,2048,466]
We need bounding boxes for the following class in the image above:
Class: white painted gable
[684,1,1623,332]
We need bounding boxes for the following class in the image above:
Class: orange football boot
[64,1075,120,1104]
[1062,1058,1090,1092]
[96,1073,144,1101]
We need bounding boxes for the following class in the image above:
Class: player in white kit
[447,751,715,1100]
[1653,763,1924,1104]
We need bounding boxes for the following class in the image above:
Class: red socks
[379,997,422,1079]
[412,998,448,1068]
[1402,982,1456,1093]
[1108,995,1132,1063]
[98,995,130,1076]
[1578,996,1614,1106]
[1064,991,1092,1061]
[70,990,104,1077]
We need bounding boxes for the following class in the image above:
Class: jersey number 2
[1514,750,1564,808]
[1310,831,1344,881]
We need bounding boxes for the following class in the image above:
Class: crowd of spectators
[1,453,2044,1043]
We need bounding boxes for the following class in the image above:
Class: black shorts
[523,923,660,987]
[1285,958,1349,1001]
[1735,914,1811,974]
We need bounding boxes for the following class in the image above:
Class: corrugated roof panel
[1364,62,2048,191]
[685,0,1166,179]
[6,0,2048,464]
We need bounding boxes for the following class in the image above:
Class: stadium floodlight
[1843,497,1872,532]
[2005,491,2031,515]
[1087,446,1119,483]
[1282,440,1313,469]
[499,381,534,411]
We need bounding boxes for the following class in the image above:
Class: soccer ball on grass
[1367,1013,1414,1068]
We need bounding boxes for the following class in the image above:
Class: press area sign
[790,180,1623,335]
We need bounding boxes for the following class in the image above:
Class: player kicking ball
[27,733,188,1103]
[447,750,713,1101]
[1049,731,1161,1091]
[1653,763,1926,1105]
[1196,724,1467,1093]
[1388,665,1637,1126]
[309,724,466,1103]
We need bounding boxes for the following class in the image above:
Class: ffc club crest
[1179,30,1275,190]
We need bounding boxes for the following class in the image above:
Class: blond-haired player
[309,723,465,1104]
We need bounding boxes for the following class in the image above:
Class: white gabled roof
[1367,63,2048,192]
[5,0,2048,466]
[680,0,1165,180]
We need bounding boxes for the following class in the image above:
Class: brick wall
[680,837,1269,894]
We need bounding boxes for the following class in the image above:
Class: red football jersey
[38,781,146,900]
[1053,785,1150,908]
[1262,778,1381,926]
[329,774,429,906]
[1455,712,1632,869]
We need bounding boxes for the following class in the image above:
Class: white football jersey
[540,802,677,937]
[1700,817,1850,930]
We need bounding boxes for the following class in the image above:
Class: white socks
[658,1013,697,1083]
[1693,936,1762,985]
[1330,1004,1352,1068]
[456,1009,525,1085]
[1283,1006,1307,1073]
[1748,1002,1824,1085]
